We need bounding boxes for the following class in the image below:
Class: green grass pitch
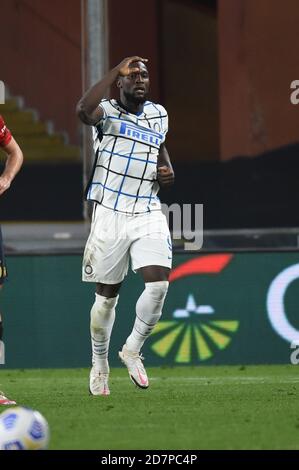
[1,365,299,450]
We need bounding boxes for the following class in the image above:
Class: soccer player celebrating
[77,56,174,396]
[0,114,23,405]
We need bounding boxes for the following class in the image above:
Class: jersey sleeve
[0,115,12,147]
[94,100,109,129]
[159,105,168,144]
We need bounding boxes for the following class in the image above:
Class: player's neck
[118,98,144,115]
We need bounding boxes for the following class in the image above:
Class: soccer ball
[0,406,49,450]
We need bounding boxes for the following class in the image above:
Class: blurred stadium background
[1,0,299,450]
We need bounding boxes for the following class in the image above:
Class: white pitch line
[109,376,299,384]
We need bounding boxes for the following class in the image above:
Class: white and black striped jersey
[86,99,168,214]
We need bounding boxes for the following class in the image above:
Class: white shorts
[82,204,172,284]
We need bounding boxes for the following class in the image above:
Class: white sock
[126,281,169,353]
[90,293,118,374]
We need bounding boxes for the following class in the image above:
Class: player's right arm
[76,56,148,126]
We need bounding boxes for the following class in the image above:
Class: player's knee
[95,293,118,309]
[90,293,118,328]
[145,281,169,303]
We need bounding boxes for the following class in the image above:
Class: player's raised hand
[157,166,175,187]
[117,56,148,77]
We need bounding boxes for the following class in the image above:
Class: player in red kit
[0,115,23,405]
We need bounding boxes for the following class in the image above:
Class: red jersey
[0,115,12,147]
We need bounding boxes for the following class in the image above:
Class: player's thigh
[96,282,122,297]
[130,211,172,275]
[138,265,170,282]
[130,234,172,276]
[83,233,130,284]
[83,207,130,284]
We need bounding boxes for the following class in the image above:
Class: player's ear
[116,77,122,89]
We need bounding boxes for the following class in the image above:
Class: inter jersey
[87,99,168,214]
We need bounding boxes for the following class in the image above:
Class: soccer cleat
[89,367,110,396]
[0,391,17,405]
[118,344,149,389]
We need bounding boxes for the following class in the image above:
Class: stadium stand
[0,95,83,221]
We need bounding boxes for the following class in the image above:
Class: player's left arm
[157,143,175,187]
[0,137,23,196]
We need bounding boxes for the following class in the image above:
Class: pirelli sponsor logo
[119,121,163,148]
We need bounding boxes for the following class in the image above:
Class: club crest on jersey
[153,122,161,133]
[119,122,163,148]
